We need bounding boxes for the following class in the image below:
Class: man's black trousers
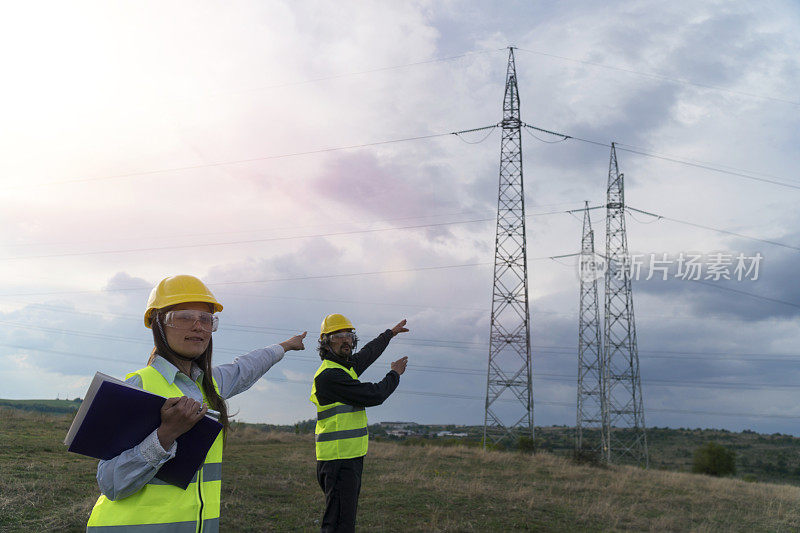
[316,456,364,533]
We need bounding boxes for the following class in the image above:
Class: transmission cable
[222,48,504,95]
[523,126,570,144]
[453,125,498,144]
[8,342,800,415]
[0,292,784,353]
[514,47,800,107]
[626,206,800,252]
[2,125,498,191]
[522,124,800,191]
[689,280,800,310]
[0,255,582,298]
[0,206,579,261]
[4,317,799,371]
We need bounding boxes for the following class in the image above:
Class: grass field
[0,398,80,414]
[2,408,800,532]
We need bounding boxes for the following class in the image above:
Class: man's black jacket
[314,329,399,407]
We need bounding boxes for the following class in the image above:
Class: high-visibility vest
[86,365,224,533]
[309,359,369,461]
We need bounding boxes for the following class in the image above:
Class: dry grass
[228,423,313,444]
[2,409,800,532]
[361,441,800,532]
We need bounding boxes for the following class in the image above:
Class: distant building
[379,421,419,430]
[436,431,468,438]
[386,429,416,437]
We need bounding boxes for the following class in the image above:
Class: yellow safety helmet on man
[320,313,354,336]
[144,274,223,327]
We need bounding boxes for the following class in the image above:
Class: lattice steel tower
[483,47,534,448]
[602,143,648,466]
[576,202,605,455]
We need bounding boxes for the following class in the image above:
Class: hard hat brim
[144,275,223,328]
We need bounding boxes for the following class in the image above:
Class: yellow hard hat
[144,275,223,328]
[320,313,354,336]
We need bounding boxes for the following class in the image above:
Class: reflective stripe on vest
[309,360,369,461]
[146,462,222,485]
[84,518,218,533]
[87,365,224,532]
[316,404,365,421]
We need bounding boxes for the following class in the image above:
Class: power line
[3,313,799,387]
[617,143,800,188]
[4,342,797,421]
[0,208,493,251]
[690,280,800,310]
[0,287,783,327]
[523,124,800,191]
[615,142,800,186]
[8,310,800,364]
[0,219,495,261]
[0,206,575,261]
[0,201,583,252]
[523,126,569,144]
[453,125,499,144]
[583,205,800,310]
[212,49,504,96]
[1,247,598,298]
[2,125,496,191]
[0,262,494,298]
[618,145,800,190]
[531,373,800,392]
[515,47,800,107]
[626,206,800,252]
[10,302,799,363]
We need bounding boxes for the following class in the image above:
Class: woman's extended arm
[212,333,306,399]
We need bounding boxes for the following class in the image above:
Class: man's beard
[334,345,353,358]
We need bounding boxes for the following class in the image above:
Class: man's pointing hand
[391,356,408,375]
[391,319,409,337]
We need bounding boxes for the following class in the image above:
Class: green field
[2,408,800,532]
[0,398,81,414]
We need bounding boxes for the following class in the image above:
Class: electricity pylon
[576,201,605,455]
[602,143,648,466]
[483,47,534,448]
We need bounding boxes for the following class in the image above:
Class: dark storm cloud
[631,229,800,321]
[526,277,800,434]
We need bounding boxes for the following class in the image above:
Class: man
[309,313,409,533]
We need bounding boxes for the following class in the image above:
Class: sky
[1,0,799,436]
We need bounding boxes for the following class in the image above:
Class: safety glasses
[163,310,218,332]
[329,331,357,342]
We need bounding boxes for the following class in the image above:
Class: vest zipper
[196,466,204,533]
[196,388,207,532]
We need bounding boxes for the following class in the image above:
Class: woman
[86,274,305,532]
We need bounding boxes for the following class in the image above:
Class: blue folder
[66,379,222,490]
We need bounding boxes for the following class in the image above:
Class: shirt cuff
[139,429,177,467]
